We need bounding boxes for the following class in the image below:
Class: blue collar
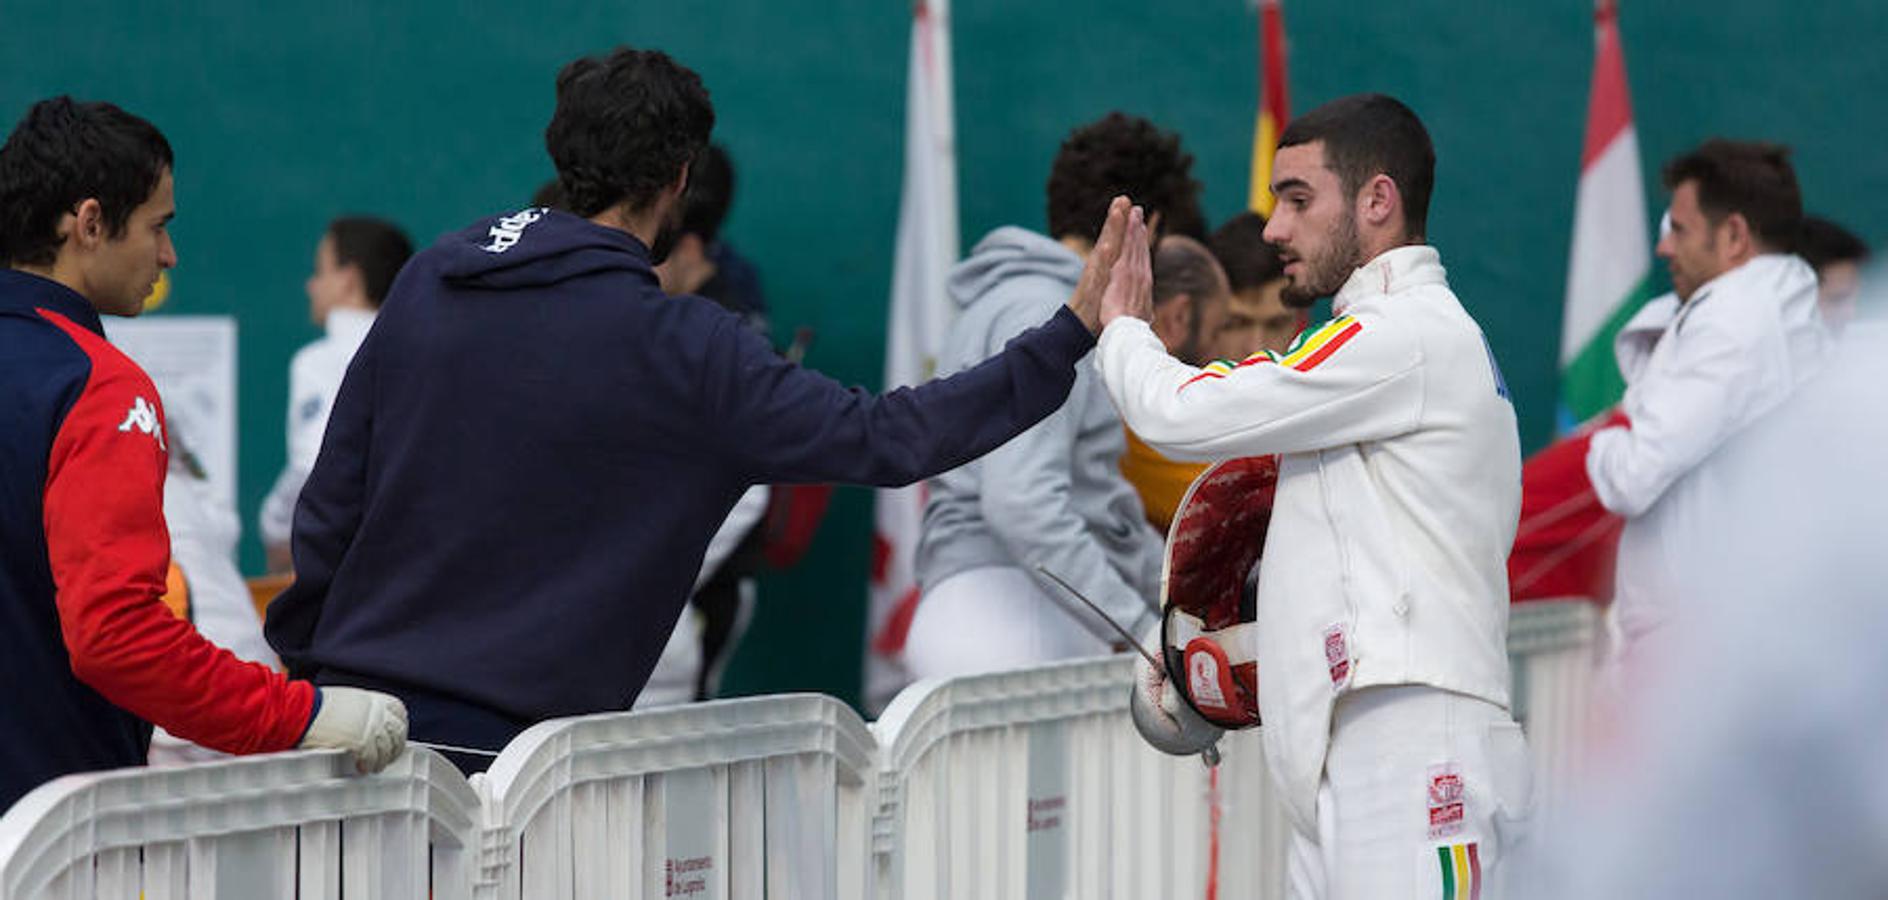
[0,269,105,336]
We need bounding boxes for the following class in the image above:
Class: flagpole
[864,0,960,714]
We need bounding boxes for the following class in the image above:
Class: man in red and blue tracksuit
[0,98,405,812]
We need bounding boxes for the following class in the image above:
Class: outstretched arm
[714,200,1142,486]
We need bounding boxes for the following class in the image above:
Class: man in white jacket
[1098,94,1527,898]
[1585,140,1825,665]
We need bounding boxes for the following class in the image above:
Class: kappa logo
[479,208,546,254]
[117,396,166,450]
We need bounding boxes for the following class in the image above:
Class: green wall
[5,1,1883,709]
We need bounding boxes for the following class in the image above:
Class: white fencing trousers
[1287,685,1533,900]
[904,565,1110,679]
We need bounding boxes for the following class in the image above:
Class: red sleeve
[39,311,315,753]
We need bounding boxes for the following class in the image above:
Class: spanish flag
[1248,0,1290,215]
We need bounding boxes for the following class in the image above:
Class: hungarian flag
[864,0,959,713]
[1557,0,1653,426]
[1509,1,1649,603]
[1247,0,1290,216]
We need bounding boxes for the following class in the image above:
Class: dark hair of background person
[0,97,173,268]
[545,47,715,219]
[679,143,735,243]
[531,178,567,211]
[1046,112,1202,243]
[326,216,414,308]
[1795,215,1870,270]
[1276,93,1436,241]
[1660,139,1803,249]
[1209,211,1286,292]
[1152,235,1225,307]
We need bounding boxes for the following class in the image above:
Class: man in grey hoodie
[909,113,1204,677]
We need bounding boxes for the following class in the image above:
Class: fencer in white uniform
[1103,95,1528,899]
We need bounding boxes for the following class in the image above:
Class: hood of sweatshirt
[433,207,654,290]
[946,226,1084,311]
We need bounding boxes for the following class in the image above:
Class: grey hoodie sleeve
[976,301,1160,640]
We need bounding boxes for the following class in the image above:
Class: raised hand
[1065,195,1132,334]
[1099,204,1153,329]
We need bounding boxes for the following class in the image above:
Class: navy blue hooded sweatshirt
[265,209,1096,754]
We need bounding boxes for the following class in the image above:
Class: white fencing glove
[1129,631,1223,759]
[299,686,409,773]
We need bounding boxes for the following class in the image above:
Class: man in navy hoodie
[264,47,1141,769]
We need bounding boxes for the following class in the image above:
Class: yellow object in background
[1120,428,1208,534]
[142,271,171,312]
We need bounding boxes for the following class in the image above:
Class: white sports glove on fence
[299,687,409,773]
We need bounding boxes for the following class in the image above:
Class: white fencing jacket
[258,308,376,547]
[1586,254,1825,648]
[1098,245,1521,827]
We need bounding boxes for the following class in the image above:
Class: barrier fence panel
[475,694,877,900]
[870,656,1292,900]
[0,602,1599,900]
[0,747,480,900]
[1506,599,1604,815]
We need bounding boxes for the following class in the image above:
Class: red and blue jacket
[0,269,315,811]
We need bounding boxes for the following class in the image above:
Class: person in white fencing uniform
[1585,139,1826,668]
[1100,95,1528,899]
[258,216,411,571]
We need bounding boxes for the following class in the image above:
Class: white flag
[864,0,958,714]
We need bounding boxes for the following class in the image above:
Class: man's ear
[669,162,692,202]
[1357,174,1400,232]
[71,198,106,249]
[1152,292,1193,345]
[1720,212,1755,257]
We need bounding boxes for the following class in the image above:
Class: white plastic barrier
[1505,599,1603,813]
[870,601,1603,900]
[475,694,877,900]
[871,656,1292,900]
[0,747,480,899]
[0,602,1601,900]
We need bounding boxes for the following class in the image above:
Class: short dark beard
[1280,209,1362,308]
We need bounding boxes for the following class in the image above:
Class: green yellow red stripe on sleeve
[1179,316,1363,390]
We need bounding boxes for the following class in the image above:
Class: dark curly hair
[545,47,715,219]
[0,97,173,267]
[1046,112,1200,243]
